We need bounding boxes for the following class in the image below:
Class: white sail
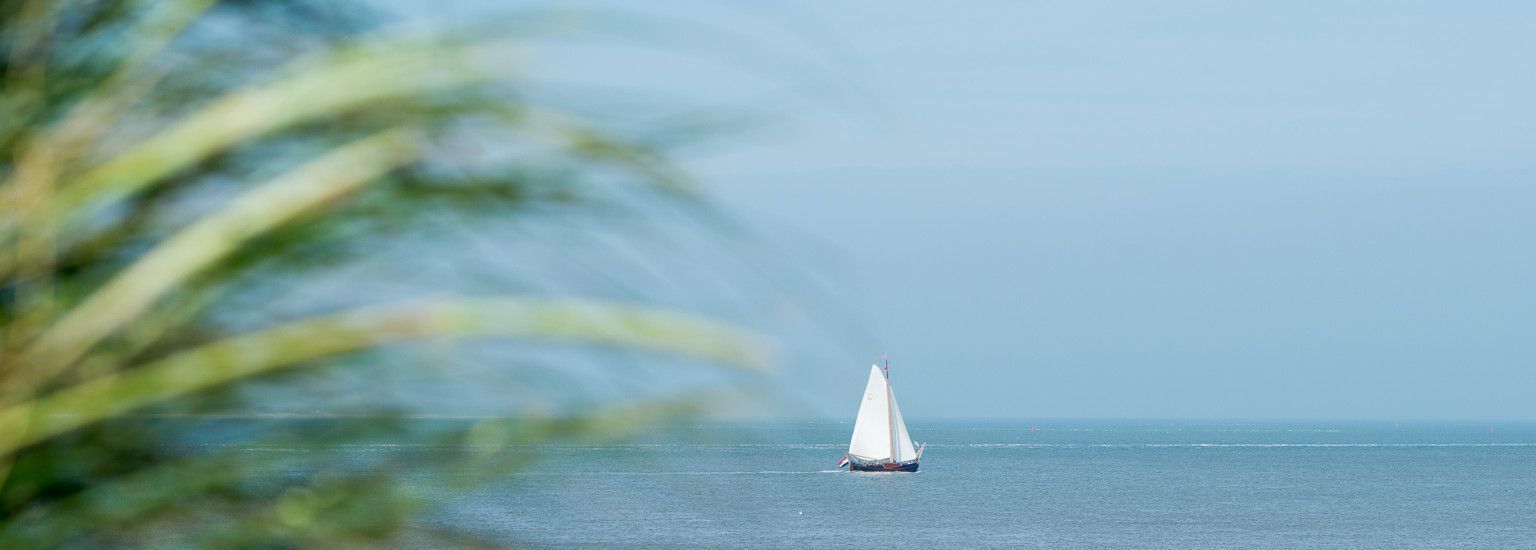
[847,365,891,461]
[890,393,919,463]
[847,364,920,463]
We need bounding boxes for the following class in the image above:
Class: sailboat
[841,358,923,472]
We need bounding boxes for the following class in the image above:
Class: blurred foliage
[0,0,772,545]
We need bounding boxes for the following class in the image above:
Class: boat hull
[848,460,918,472]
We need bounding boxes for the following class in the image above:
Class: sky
[388,1,1536,420]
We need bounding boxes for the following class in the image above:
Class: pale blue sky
[390,1,1536,419]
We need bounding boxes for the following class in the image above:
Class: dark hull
[848,461,918,472]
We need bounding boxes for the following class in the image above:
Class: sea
[178,419,1536,547]
[376,419,1536,547]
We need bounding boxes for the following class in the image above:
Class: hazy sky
[398,1,1536,419]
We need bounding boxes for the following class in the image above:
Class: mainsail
[848,364,919,463]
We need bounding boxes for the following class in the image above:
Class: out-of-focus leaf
[0,296,771,456]
[41,0,219,157]
[3,34,505,236]
[494,106,699,197]
[11,129,418,391]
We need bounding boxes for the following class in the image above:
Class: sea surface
[247,420,1536,547]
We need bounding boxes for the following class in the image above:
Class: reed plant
[0,0,773,545]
